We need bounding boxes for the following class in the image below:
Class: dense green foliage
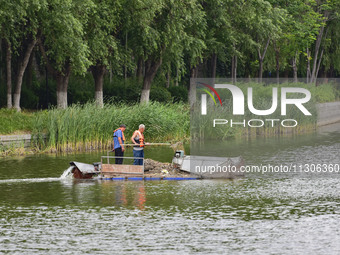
[1,0,340,109]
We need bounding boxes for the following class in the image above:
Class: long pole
[123,143,171,147]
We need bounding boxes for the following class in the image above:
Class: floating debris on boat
[143,158,192,177]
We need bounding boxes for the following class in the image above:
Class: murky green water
[1,124,340,254]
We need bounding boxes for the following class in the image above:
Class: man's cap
[120,124,126,128]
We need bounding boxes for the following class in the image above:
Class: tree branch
[38,40,56,77]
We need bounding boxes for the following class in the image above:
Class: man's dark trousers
[115,147,124,164]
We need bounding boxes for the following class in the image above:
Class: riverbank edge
[1,101,340,156]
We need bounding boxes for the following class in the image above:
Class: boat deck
[100,176,199,181]
[69,152,244,180]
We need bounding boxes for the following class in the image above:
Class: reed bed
[32,102,190,152]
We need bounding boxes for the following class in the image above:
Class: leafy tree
[247,0,286,83]
[308,0,340,83]
[39,0,92,109]
[1,0,340,110]
[202,0,232,79]
[85,0,122,107]
[0,0,43,110]
[270,0,321,82]
[126,0,206,103]
[320,18,340,77]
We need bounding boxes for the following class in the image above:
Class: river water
[1,123,340,254]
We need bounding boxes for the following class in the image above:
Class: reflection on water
[191,122,340,178]
[1,178,340,254]
[0,124,340,254]
[96,181,146,209]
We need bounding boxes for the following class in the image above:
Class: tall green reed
[32,102,190,152]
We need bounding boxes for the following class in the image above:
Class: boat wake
[0,177,61,184]
[0,167,75,184]
[60,166,74,179]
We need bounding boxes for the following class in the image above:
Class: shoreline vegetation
[1,102,190,156]
[192,82,340,140]
[1,82,340,156]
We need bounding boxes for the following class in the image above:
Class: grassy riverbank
[0,109,35,134]
[1,82,339,155]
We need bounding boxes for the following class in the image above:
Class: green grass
[0,109,34,134]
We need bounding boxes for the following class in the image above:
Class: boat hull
[172,155,245,179]
[70,162,100,179]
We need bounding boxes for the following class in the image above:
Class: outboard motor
[174,150,185,158]
[172,150,185,168]
[93,162,102,171]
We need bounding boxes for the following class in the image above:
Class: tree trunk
[0,39,1,81]
[315,48,324,83]
[44,66,49,109]
[310,25,326,83]
[284,70,289,79]
[32,53,41,81]
[320,67,328,84]
[306,47,311,83]
[292,52,298,83]
[211,53,217,79]
[140,76,152,103]
[273,41,280,84]
[109,63,113,84]
[91,64,106,108]
[13,39,37,111]
[166,67,170,88]
[26,53,34,89]
[259,60,263,83]
[188,67,198,108]
[257,38,270,84]
[137,57,144,82]
[231,55,237,84]
[5,40,12,109]
[39,42,71,109]
[234,55,237,84]
[276,61,279,83]
[56,68,70,109]
[175,65,179,86]
[124,32,128,80]
[313,26,329,84]
[140,57,162,104]
[231,55,235,83]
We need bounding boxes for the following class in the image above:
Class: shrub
[104,77,141,103]
[150,86,172,102]
[167,86,188,103]
[21,86,39,109]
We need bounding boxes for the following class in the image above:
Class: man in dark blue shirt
[113,124,126,164]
